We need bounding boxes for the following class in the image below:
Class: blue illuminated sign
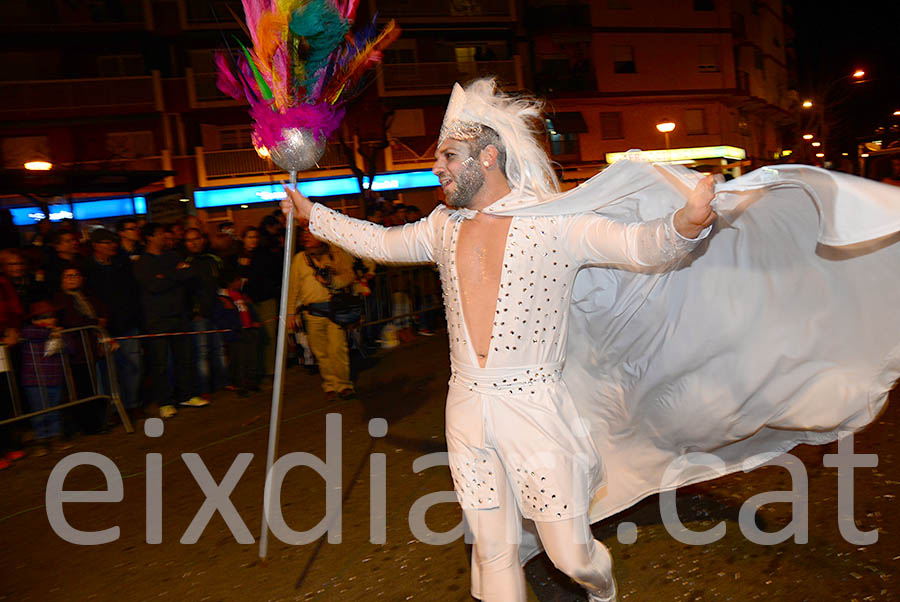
[9,196,147,226]
[10,205,73,226]
[194,170,440,209]
[73,196,147,220]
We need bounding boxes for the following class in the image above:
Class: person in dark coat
[133,222,204,419]
[183,227,226,398]
[81,228,143,412]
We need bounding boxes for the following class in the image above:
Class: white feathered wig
[439,78,560,201]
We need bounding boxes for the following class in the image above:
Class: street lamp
[811,141,821,147]
[801,69,870,165]
[656,119,675,149]
[24,160,52,170]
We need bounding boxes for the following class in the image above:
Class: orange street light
[894,110,900,117]
[802,133,814,140]
[802,100,813,108]
[852,69,866,79]
[656,120,675,133]
[815,153,825,158]
[656,119,675,149]
[811,141,821,147]
[24,160,52,170]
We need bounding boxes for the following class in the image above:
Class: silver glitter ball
[268,128,327,173]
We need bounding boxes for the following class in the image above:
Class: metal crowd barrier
[357,266,444,329]
[0,324,134,434]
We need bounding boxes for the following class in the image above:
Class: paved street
[1,333,898,601]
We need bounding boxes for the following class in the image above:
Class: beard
[446,157,485,208]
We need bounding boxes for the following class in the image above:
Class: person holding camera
[288,226,369,401]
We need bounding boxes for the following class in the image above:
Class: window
[685,109,707,135]
[383,39,417,64]
[547,112,588,134]
[549,133,579,157]
[731,12,746,37]
[189,49,217,73]
[454,46,477,63]
[698,46,719,72]
[97,54,145,77]
[612,46,636,74]
[694,0,715,10]
[106,131,155,158]
[598,112,624,139]
[218,125,254,150]
[754,48,766,78]
[390,109,426,137]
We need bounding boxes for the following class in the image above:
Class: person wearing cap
[82,228,143,414]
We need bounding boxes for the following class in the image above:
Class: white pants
[465,472,615,601]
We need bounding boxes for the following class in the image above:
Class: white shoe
[159,404,178,419]
[587,584,617,602]
[587,545,617,602]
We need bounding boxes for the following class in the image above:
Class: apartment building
[0,0,799,228]
[529,0,798,184]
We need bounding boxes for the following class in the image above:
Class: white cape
[483,160,900,559]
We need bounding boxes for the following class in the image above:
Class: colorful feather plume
[215,0,400,151]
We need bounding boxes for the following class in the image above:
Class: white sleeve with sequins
[308,203,445,264]
[561,211,711,268]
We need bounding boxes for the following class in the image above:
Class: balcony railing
[389,140,437,167]
[180,0,243,27]
[2,0,148,29]
[0,76,160,114]
[370,0,514,20]
[379,59,520,95]
[193,70,236,103]
[201,144,350,181]
[61,156,165,172]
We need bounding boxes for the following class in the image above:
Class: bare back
[455,215,513,368]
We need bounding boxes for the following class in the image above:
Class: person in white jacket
[282,78,717,602]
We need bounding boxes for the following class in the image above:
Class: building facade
[0,0,799,230]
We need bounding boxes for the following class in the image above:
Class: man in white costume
[282,78,718,601]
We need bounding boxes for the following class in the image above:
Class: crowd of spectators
[0,199,438,467]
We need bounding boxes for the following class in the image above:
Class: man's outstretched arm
[563,175,719,268]
[281,185,443,264]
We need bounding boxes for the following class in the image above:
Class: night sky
[790,0,900,153]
